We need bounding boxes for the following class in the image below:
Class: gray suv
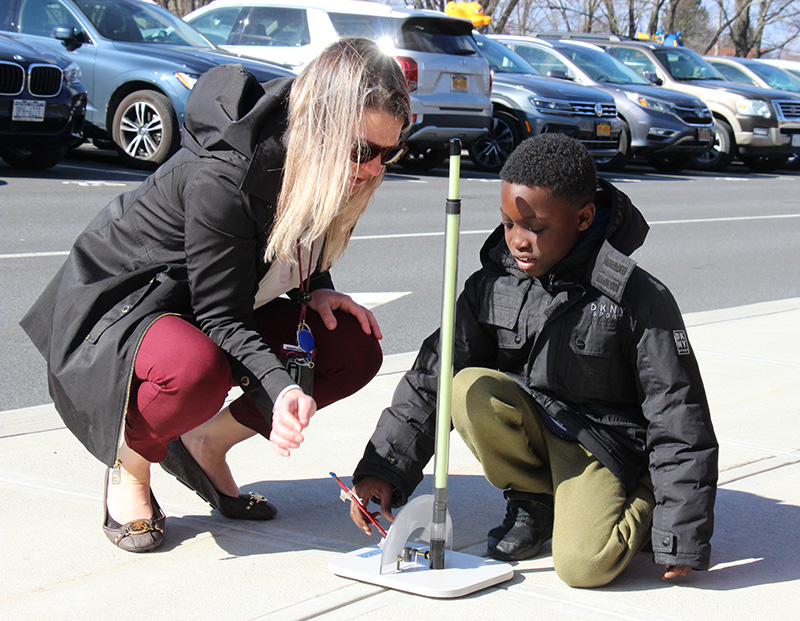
[494,35,715,172]
[184,0,493,170]
[469,33,620,172]
[554,34,800,173]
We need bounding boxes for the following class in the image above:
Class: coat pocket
[477,295,526,350]
[562,319,628,397]
[85,276,162,344]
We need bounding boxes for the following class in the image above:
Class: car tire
[398,144,449,171]
[112,90,178,169]
[0,144,68,169]
[596,121,631,172]
[740,155,789,173]
[648,154,691,173]
[692,119,735,172]
[467,110,521,173]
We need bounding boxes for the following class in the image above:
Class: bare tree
[157,0,208,17]
[709,0,800,56]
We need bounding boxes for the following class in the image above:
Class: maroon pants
[125,297,382,462]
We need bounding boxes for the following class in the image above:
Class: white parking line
[0,251,69,260]
[3,214,798,260]
[650,213,800,225]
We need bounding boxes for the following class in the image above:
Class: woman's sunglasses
[350,140,408,166]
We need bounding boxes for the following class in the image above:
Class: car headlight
[736,99,772,119]
[175,72,199,90]
[530,97,572,114]
[63,62,82,85]
[624,91,673,114]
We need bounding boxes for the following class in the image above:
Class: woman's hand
[350,476,394,535]
[269,388,316,457]
[309,289,382,339]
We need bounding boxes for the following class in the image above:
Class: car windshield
[73,0,213,46]
[475,35,539,75]
[747,61,800,92]
[556,43,649,85]
[654,48,724,80]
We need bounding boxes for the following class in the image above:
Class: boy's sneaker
[487,490,554,561]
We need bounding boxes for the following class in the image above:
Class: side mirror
[52,26,85,51]
[643,71,663,86]
[547,69,572,80]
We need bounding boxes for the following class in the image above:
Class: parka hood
[181,64,294,202]
[182,64,293,160]
[483,178,649,298]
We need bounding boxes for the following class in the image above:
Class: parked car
[542,34,800,173]
[0,32,86,169]
[704,55,800,171]
[0,0,294,168]
[704,56,800,94]
[467,33,620,172]
[759,58,800,81]
[492,35,714,172]
[183,0,493,170]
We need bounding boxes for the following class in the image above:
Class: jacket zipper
[111,312,179,485]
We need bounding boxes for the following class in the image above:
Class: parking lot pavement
[2,298,799,619]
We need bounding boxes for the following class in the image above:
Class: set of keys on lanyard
[280,242,316,394]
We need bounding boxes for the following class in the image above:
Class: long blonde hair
[266,37,412,269]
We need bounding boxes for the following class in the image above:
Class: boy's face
[500,181,595,278]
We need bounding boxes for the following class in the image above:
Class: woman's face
[349,108,405,191]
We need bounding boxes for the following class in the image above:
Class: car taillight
[395,56,418,92]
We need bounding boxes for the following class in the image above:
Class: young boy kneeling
[350,133,718,587]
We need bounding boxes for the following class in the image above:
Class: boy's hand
[662,565,692,580]
[350,476,394,535]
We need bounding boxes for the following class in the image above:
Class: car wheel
[467,110,521,173]
[0,144,68,169]
[398,144,449,171]
[596,121,631,172]
[692,119,735,172]
[112,90,178,169]
[648,154,691,173]
[740,154,789,173]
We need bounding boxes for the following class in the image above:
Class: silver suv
[555,35,800,173]
[184,0,492,170]
[493,35,715,173]
[468,33,620,172]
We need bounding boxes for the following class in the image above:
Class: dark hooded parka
[21,65,332,466]
[354,179,718,571]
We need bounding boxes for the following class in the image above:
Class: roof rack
[527,32,631,42]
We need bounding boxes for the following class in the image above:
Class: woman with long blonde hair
[21,37,411,553]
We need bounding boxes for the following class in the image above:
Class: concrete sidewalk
[2,298,799,620]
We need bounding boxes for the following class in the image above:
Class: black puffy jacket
[354,179,718,570]
[21,66,332,467]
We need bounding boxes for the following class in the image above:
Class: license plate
[12,100,46,122]
[698,127,713,142]
[451,74,468,92]
[596,122,611,137]
[792,134,800,147]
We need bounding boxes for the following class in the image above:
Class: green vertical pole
[430,138,462,570]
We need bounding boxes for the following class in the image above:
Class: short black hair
[500,133,597,205]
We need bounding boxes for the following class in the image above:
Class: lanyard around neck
[296,240,314,332]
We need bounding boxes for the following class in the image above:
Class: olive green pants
[451,368,655,588]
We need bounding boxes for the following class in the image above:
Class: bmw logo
[14,54,25,62]
[594,103,604,116]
